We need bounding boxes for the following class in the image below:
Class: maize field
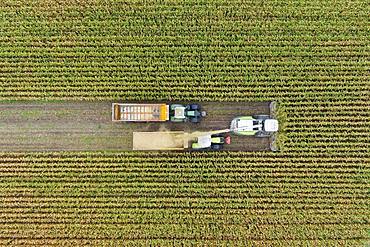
[0,0,369,246]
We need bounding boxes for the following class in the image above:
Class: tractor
[169,104,206,123]
[191,133,231,150]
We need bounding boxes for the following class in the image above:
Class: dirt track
[0,101,272,152]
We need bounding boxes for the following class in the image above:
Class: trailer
[112,103,169,122]
[112,103,206,123]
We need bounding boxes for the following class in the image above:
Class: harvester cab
[230,115,279,137]
[170,104,206,123]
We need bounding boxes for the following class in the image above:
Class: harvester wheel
[253,115,270,120]
[255,131,270,138]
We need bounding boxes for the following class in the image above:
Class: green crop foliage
[0,0,369,246]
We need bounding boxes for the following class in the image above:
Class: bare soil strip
[0,101,271,152]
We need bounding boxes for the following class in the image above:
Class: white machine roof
[264,119,279,132]
[237,119,254,131]
[174,107,186,118]
[197,135,212,148]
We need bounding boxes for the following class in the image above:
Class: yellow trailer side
[112,103,169,122]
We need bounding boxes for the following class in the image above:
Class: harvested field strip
[0,101,271,152]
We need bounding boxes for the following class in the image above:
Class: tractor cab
[192,134,231,150]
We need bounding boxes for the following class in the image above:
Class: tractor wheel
[253,115,270,120]
[190,117,200,123]
[189,104,200,110]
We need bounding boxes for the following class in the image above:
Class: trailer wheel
[253,115,270,120]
